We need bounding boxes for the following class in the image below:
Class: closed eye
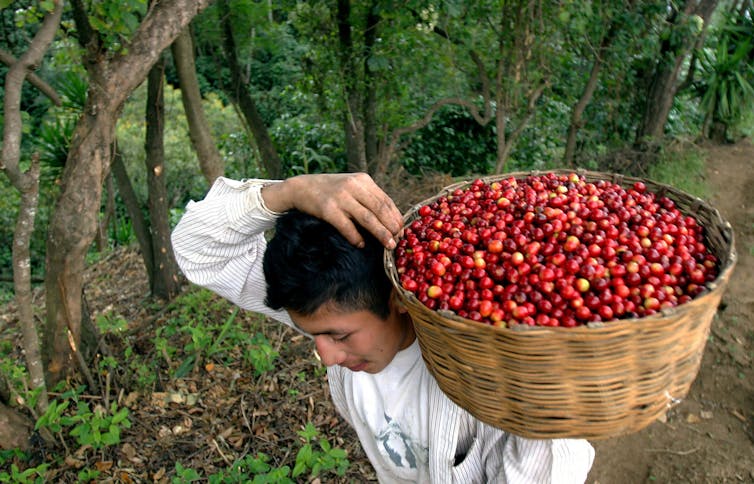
[332,333,350,342]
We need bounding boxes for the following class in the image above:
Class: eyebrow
[309,329,348,337]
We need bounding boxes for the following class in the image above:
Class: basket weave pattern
[385,169,736,440]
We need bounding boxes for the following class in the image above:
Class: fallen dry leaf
[64,455,85,469]
[153,467,166,481]
[120,442,137,461]
[95,461,113,472]
[124,391,140,408]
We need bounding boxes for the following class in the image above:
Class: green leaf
[328,448,347,459]
[174,355,196,378]
[297,422,318,441]
[291,459,307,478]
[101,425,121,446]
[111,406,129,425]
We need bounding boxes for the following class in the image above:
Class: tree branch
[70,0,98,51]
[107,0,214,110]
[0,49,62,106]
[1,0,64,182]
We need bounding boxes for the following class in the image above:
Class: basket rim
[384,168,737,335]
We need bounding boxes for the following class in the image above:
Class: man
[171,173,594,483]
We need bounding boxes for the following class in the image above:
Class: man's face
[289,295,415,374]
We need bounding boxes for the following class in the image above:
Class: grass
[648,142,709,199]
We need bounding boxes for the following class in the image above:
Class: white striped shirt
[171,177,595,483]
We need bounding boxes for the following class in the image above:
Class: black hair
[263,209,392,319]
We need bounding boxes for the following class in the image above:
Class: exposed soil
[1,139,752,482]
[586,139,754,484]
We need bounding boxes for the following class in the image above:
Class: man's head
[264,209,414,373]
[264,209,392,318]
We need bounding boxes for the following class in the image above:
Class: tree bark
[14,158,48,413]
[171,26,224,185]
[44,0,212,384]
[95,173,115,251]
[636,0,720,143]
[218,0,282,179]
[145,56,182,299]
[111,145,154,281]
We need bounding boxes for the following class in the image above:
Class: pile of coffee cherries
[393,173,719,327]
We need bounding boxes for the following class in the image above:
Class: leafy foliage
[292,422,349,479]
[692,9,754,140]
[401,105,496,176]
[35,389,132,451]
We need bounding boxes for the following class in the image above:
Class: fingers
[341,174,403,249]
[295,173,403,249]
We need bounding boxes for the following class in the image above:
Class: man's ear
[389,288,408,314]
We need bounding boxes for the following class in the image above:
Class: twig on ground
[212,437,232,465]
[240,395,253,436]
[645,447,700,456]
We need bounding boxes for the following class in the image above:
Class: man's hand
[261,173,403,249]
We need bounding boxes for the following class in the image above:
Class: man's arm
[171,173,403,321]
[472,421,594,484]
[171,177,290,322]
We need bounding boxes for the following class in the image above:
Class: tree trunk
[171,26,224,185]
[636,0,720,142]
[1,0,63,413]
[493,77,546,174]
[95,173,115,251]
[564,23,619,166]
[14,158,49,415]
[218,0,282,179]
[145,56,182,299]
[0,401,33,451]
[112,145,154,281]
[337,0,367,173]
[44,110,115,382]
[363,1,379,175]
[44,0,213,384]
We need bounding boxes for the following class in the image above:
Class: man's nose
[314,335,347,367]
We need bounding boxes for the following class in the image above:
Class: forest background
[1,0,753,481]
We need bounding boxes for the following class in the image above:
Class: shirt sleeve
[487,427,595,484]
[170,176,298,331]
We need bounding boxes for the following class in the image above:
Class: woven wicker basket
[384,169,736,440]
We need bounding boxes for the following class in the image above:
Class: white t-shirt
[329,340,430,483]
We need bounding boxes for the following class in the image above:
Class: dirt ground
[585,139,754,484]
[1,139,752,483]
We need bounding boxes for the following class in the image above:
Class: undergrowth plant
[155,288,280,379]
[35,388,131,451]
[170,422,349,483]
